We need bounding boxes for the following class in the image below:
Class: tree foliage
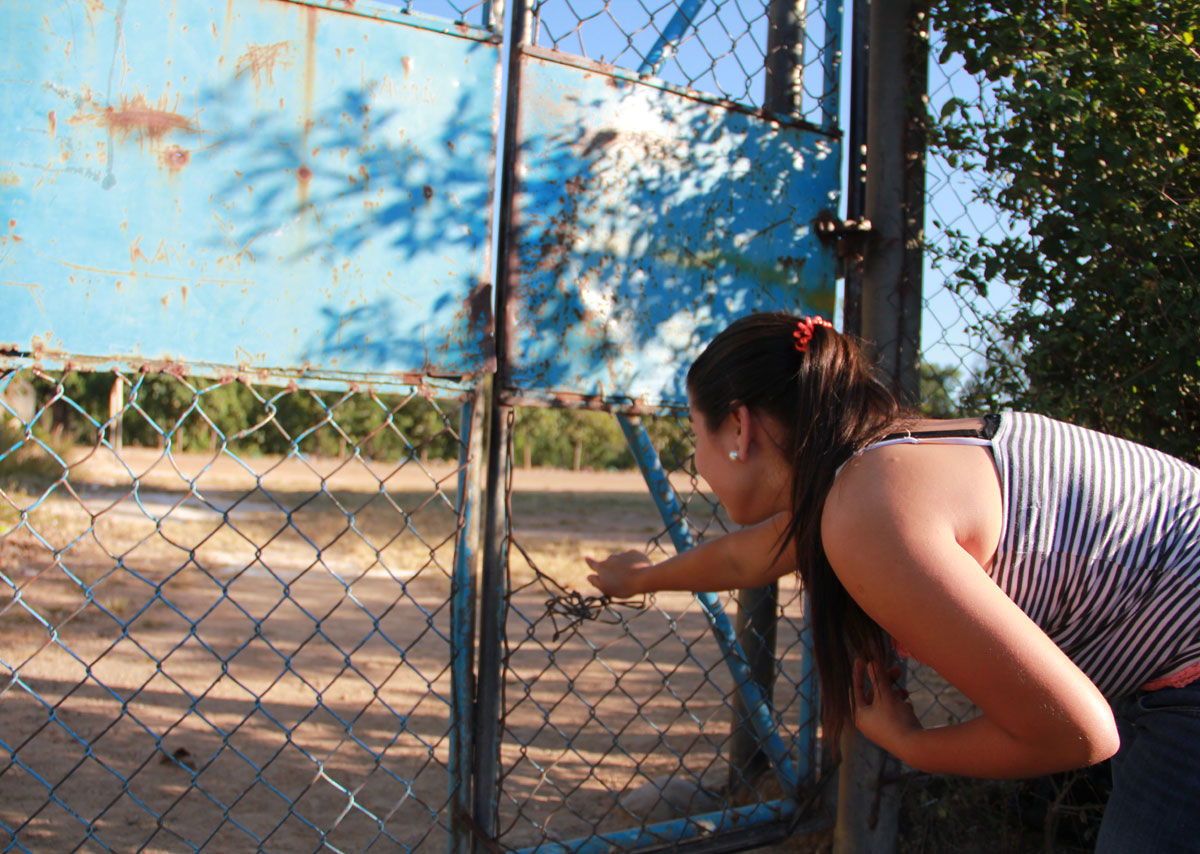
[38,372,463,461]
[19,371,690,471]
[930,0,1200,461]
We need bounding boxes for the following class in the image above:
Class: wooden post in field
[108,375,125,454]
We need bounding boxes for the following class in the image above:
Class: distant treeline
[8,372,692,472]
[6,363,968,474]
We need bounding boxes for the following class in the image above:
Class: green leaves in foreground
[930,0,1200,462]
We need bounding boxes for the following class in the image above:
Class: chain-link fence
[919,31,1021,418]
[3,1,841,851]
[529,0,841,127]
[0,366,474,852]
[495,409,820,851]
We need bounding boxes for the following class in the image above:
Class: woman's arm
[586,513,794,598]
[822,451,1120,779]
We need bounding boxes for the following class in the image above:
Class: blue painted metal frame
[450,392,484,854]
[505,47,840,408]
[1,1,841,850]
[0,0,501,379]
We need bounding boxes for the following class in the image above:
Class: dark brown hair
[686,311,909,745]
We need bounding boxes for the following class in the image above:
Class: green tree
[919,362,964,418]
[930,1,1200,462]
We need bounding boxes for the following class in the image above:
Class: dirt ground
[0,446,967,853]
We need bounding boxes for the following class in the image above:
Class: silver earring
[728,450,740,462]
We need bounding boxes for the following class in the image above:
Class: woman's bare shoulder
[823,440,1003,570]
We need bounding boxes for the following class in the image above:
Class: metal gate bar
[513,798,804,854]
[638,0,710,76]
[617,415,803,793]
[450,390,485,854]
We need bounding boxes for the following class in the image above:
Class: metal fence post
[470,0,527,846]
[450,388,486,854]
[857,0,926,404]
[836,0,928,851]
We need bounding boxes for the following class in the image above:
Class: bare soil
[0,446,965,853]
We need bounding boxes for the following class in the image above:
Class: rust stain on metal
[0,174,18,187]
[401,56,413,75]
[70,93,196,145]
[501,389,652,415]
[181,285,188,308]
[298,165,313,183]
[304,7,317,112]
[422,185,434,203]
[140,361,190,379]
[48,110,56,137]
[235,41,293,89]
[463,281,494,341]
[130,237,148,265]
[161,145,190,172]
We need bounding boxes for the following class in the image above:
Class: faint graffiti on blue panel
[508,55,840,407]
[0,0,499,377]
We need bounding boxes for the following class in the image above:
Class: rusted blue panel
[508,52,844,407]
[0,0,499,378]
[507,52,840,408]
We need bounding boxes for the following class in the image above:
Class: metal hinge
[815,210,874,277]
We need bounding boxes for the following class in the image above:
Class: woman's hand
[585,550,653,599]
[853,658,922,754]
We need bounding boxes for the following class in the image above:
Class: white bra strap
[834,434,994,480]
[860,435,994,451]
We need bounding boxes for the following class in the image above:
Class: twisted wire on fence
[0,367,470,853]
[496,408,818,850]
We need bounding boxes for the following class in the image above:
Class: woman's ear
[730,403,754,459]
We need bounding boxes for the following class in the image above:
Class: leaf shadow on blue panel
[194,43,498,377]
[506,77,840,406]
[187,40,837,399]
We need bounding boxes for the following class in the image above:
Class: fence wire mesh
[919,32,1022,421]
[495,409,818,850]
[0,367,472,853]
[529,0,840,126]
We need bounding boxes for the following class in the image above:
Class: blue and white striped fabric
[990,412,1200,697]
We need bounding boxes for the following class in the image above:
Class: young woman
[585,312,1200,851]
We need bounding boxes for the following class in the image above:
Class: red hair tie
[793,315,834,353]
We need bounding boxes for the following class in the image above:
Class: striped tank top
[988,412,1200,696]
[864,412,1200,696]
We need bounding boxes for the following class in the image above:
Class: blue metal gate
[0,1,843,851]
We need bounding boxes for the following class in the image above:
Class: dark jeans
[1096,677,1200,853]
